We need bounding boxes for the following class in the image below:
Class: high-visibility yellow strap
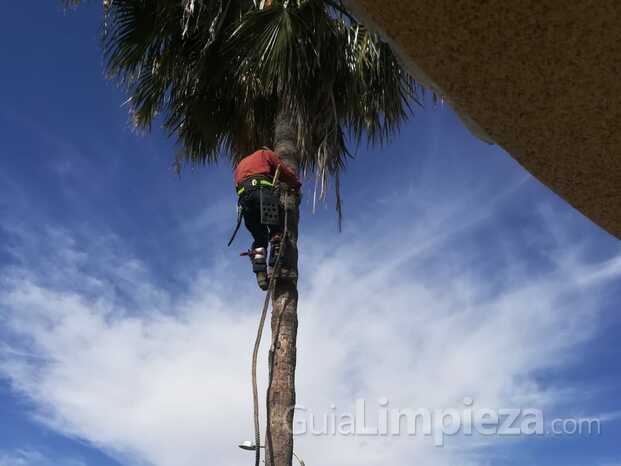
[237,178,273,196]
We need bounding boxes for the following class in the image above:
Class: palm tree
[66,1,418,465]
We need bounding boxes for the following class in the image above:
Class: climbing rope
[251,191,290,466]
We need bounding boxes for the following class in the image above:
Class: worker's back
[234,149,301,189]
[234,150,274,186]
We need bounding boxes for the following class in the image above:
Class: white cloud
[1,190,619,466]
[0,450,41,466]
[0,449,84,466]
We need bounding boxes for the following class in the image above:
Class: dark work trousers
[239,187,283,251]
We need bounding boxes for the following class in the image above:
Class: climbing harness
[251,191,290,466]
[236,178,274,196]
[228,167,283,248]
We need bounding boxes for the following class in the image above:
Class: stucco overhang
[344,0,621,239]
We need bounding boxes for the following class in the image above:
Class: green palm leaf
[66,0,420,194]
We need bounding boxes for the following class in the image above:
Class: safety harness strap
[237,178,274,196]
[226,204,244,247]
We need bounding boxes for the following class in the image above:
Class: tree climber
[231,148,301,290]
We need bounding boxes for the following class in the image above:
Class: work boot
[255,271,269,291]
[251,247,269,291]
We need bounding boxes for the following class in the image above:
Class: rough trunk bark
[265,110,300,466]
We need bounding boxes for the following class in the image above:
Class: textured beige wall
[345,0,621,239]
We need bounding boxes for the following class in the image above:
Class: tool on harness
[259,187,280,225]
[260,165,282,226]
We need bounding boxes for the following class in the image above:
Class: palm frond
[71,0,421,197]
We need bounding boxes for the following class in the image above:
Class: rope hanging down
[251,191,290,466]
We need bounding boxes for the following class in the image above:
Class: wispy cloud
[0,187,619,466]
[598,410,621,423]
[0,449,85,466]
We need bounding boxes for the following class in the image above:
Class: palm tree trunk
[265,110,300,466]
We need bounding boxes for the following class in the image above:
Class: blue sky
[0,3,620,466]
